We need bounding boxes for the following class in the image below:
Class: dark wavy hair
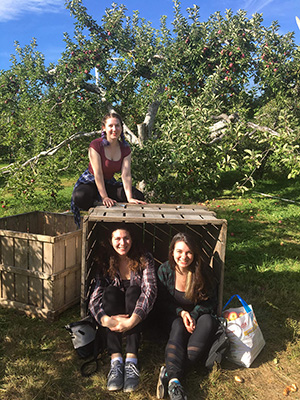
[168,232,214,303]
[106,223,147,279]
[100,112,128,146]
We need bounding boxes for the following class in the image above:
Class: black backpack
[65,315,106,376]
[205,317,229,371]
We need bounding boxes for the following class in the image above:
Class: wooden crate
[81,203,227,317]
[0,211,81,320]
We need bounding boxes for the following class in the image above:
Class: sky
[0,0,300,71]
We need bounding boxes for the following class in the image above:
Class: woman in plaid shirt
[89,224,157,393]
[156,232,218,400]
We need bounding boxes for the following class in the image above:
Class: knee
[103,286,124,315]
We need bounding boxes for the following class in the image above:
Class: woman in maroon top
[71,112,145,226]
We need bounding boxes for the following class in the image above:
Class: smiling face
[103,117,122,142]
[110,229,132,257]
[173,240,194,271]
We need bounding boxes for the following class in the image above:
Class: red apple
[223,311,230,319]
[228,311,238,321]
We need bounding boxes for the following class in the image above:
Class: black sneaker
[107,360,124,391]
[168,380,187,400]
[123,361,140,392]
[156,365,168,399]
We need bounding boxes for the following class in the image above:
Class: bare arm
[121,154,146,204]
[89,147,116,207]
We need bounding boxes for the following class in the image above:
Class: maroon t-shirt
[88,138,131,180]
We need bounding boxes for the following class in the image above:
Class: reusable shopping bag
[222,294,265,368]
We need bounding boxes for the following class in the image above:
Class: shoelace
[169,383,186,399]
[109,362,123,378]
[125,363,139,378]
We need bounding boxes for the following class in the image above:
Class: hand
[127,198,147,205]
[109,315,133,333]
[100,315,118,330]
[103,197,117,207]
[180,311,196,334]
[109,313,142,333]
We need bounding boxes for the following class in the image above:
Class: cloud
[243,0,275,15]
[0,0,65,22]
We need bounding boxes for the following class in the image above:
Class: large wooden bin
[0,212,81,319]
[81,204,227,317]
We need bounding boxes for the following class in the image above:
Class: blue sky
[0,0,299,71]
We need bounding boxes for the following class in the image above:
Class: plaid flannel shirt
[89,252,157,326]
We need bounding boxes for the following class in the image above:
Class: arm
[133,253,157,320]
[121,154,146,204]
[88,147,116,207]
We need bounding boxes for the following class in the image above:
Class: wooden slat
[1,237,14,266]
[29,240,43,272]
[29,276,43,307]
[2,271,14,300]
[14,238,28,269]
[15,274,28,303]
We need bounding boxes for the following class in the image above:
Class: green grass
[1,174,300,399]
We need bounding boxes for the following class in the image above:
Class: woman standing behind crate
[71,112,145,227]
[156,232,218,400]
[89,224,157,393]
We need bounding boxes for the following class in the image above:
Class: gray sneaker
[123,361,140,392]
[168,380,187,400]
[156,365,168,399]
[107,360,124,391]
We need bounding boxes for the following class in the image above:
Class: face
[110,229,132,257]
[173,240,194,270]
[103,117,122,141]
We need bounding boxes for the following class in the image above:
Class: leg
[165,317,190,382]
[187,314,218,364]
[102,286,125,356]
[72,182,99,210]
[103,286,126,392]
[123,286,142,393]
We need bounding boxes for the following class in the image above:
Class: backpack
[65,315,106,376]
[205,317,229,371]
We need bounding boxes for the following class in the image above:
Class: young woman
[71,112,145,227]
[156,232,218,400]
[88,224,157,393]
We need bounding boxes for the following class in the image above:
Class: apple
[238,312,245,318]
[223,311,229,319]
[228,311,238,321]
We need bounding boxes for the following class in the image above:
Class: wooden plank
[52,275,65,310]
[15,274,28,303]
[43,242,53,275]
[0,264,54,280]
[0,230,54,243]
[65,236,76,269]
[29,276,43,307]
[43,279,53,310]
[52,240,65,273]
[1,237,14,266]
[1,271,15,300]
[29,240,43,272]
[28,212,41,235]
[14,238,28,269]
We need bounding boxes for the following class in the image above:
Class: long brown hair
[107,223,147,279]
[168,232,213,303]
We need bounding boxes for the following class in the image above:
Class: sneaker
[156,365,168,399]
[107,360,124,391]
[168,380,187,400]
[123,361,140,392]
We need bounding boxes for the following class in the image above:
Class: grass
[0,174,300,399]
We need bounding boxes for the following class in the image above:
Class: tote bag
[222,294,265,368]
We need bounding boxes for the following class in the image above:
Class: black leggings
[102,285,142,356]
[165,314,218,381]
[72,181,144,210]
